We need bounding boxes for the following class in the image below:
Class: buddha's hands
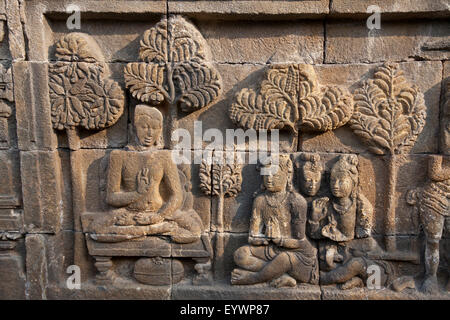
[137,168,151,194]
[311,197,329,222]
[248,235,269,246]
[135,212,164,225]
[115,211,135,226]
[272,237,302,249]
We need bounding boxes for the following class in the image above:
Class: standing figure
[407,155,450,294]
[231,154,319,287]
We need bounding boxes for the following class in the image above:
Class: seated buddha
[89,104,202,244]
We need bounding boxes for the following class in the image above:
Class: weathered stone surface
[0,150,21,203]
[13,61,58,150]
[197,20,324,64]
[173,282,322,300]
[0,0,448,301]
[4,0,24,60]
[20,150,62,233]
[330,0,450,18]
[0,239,26,299]
[168,1,329,18]
[47,277,172,300]
[322,285,450,300]
[325,20,450,64]
[25,234,48,299]
[0,150,22,232]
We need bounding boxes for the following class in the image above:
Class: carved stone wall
[0,0,449,300]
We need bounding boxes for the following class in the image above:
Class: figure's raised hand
[327,211,337,226]
[137,168,151,194]
[311,197,329,221]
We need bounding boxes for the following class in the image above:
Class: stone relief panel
[0,0,448,300]
[46,16,224,288]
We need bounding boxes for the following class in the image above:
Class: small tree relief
[349,62,427,252]
[199,151,242,279]
[199,152,243,233]
[229,64,354,150]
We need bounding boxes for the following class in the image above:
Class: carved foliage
[199,154,242,198]
[125,16,222,112]
[49,33,125,130]
[230,64,354,134]
[349,63,426,155]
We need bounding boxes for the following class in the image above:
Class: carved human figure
[231,155,319,287]
[89,105,202,243]
[298,153,324,197]
[408,155,449,294]
[308,155,373,243]
[320,256,397,290]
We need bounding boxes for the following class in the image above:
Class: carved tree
[230,64,353,150]
[49,33,125,150]
[199,152,242,233]
[124,15,222,147]
[349,63,426,252]
[48,33,125,267]
[199,151,242,279]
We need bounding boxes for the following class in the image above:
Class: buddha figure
[89,104,203,244]
[308,154,373,243]
[231,154,319,288]
[298,153,324,197]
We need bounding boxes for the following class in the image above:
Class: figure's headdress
[258,154,293,191]
[330,154,359,198]
[134,104,163,123]
[299,153,324,175]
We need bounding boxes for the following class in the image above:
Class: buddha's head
[134,105,163,148]
[299,153,323,196]
[260,154,293,193]
[330,155,359,199]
